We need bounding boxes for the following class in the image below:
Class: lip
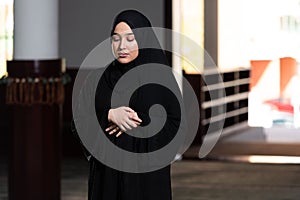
[118,53,129,58]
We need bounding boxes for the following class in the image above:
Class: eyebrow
[112,32,134,36]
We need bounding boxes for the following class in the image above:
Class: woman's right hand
[107,106,142,133]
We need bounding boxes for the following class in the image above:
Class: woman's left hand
[105,123,124,137]
[106,109,141,137]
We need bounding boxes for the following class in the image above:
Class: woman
[76,10,182,200]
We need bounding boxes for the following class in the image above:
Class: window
[173,0,204,74]
[218,0,300,70]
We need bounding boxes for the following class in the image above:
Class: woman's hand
[105,123,123,137]
[107,106,142,137]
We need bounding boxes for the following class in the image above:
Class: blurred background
[0,0,300,199]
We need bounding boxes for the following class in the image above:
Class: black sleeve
[71,68,106,161]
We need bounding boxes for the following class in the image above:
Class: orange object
[280,57,297,96]
[250,60,272,89]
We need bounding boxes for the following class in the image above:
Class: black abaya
[74,10,182,200]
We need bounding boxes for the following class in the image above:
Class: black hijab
[105,10,169,84]
[110,10,151,35]
[95,10,181,153]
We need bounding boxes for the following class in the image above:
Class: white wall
[59,0,165,68]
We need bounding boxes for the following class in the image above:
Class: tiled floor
[1,157,300,200]
[172,160,300,200]
[61,158,89,200]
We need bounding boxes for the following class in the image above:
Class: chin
[118,58,132,64]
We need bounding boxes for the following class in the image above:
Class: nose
[119,38,126,50]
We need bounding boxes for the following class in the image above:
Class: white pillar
[13,0,58,59]
[172,0,183,93]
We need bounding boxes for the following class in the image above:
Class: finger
[109,126,119,135]
[119,125,126,132]
[124,107,135,113]
[125,119,138,128]
[134,121,141,126]
[105,124,117,132]
[122,122,132,130]
[130,113,142,123]
[116,130,123,137]
[109,129,117,135]
[127,115,141,126]
[131,116,142,123]
[106,127,113,132]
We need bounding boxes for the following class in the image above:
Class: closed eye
[127,37,135,42]
[112,36,120,42]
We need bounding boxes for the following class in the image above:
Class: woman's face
[111,22,139,64]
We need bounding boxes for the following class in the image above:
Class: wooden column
[7,59,65,200]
